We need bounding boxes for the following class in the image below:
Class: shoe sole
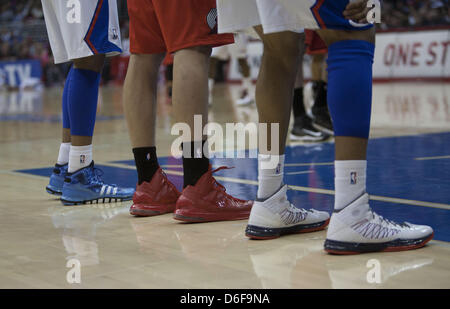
[289,133,329,142]
[236,99,254,106]
[61,196,132,206]
[46,186,62,196]
[173,211,250,223]
[324,232,434,255]
[245,218,330,240]
[312,123,334,136]
[130,204,176,217]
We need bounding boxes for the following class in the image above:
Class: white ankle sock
[334,160,367,210]
[57,142,71,165]
[257,154,285,199]
[68,144,93,173]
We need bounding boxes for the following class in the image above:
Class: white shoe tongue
[258,184,290,213]
[342,193,371,220]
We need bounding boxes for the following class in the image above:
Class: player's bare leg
[172,46,210,141]
[237,58,250,78]
[172,46,210,186]
[245,26,330,239]
[310,51,333,135]
[236,57,254,106]
[253,26,302,156]
[123,54,164,148]
[311,53,325,82]
[290,36,329,142]
[208,56,219,105]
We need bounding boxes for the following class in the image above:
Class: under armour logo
[80,155,86,164]
[350,172,357,184]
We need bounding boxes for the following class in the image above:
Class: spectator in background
[379,0,449,29]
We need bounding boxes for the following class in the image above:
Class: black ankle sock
[133,147,159,185]
[313,81,328,110]
[292,87,305,118]
[182,140,210,188]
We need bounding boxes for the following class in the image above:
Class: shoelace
[371,210,409,228]
[287,202,314,214]
[161,170,179,193]
[88,167,118,189]
[285,185,314,213]
[211,166,234,192]
[87,167,105,185]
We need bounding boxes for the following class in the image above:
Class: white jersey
[41,0,122,64]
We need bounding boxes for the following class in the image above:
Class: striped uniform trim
[311,0,327,29]
[84,0,104,54]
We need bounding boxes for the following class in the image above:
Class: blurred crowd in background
[0,0,448,87]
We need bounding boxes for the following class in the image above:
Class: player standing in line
[209,33,254,106]
[217,0,433,254]
[123,0,252,221]
[43,0,135,205]
[290,31,330,142]
[305,30,333,136]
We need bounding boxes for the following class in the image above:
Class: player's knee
[177,45,212,57]
[262,36,301,72]
[73,54,105,72]
[129,53,164,72]
[264,36,300,60]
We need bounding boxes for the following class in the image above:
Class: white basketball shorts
[41,0,122,64]
[217,0,373,34]
[211,33,249,60]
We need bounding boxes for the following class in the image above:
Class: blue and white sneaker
[46,163,68,195]
[60,161,135,206]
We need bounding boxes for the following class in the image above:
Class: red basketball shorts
[128,0,234,54]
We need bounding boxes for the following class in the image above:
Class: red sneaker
[174,166,253,222]
[130,168,181,217]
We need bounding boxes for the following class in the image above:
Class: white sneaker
[325,193,434,254]
[245,185,330,239]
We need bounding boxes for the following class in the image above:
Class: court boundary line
[9,161,450,211]
[101,162,450,211]
[415,155,450,161]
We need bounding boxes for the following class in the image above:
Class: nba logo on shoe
[350,172,357,184]
[80,155,86,164]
